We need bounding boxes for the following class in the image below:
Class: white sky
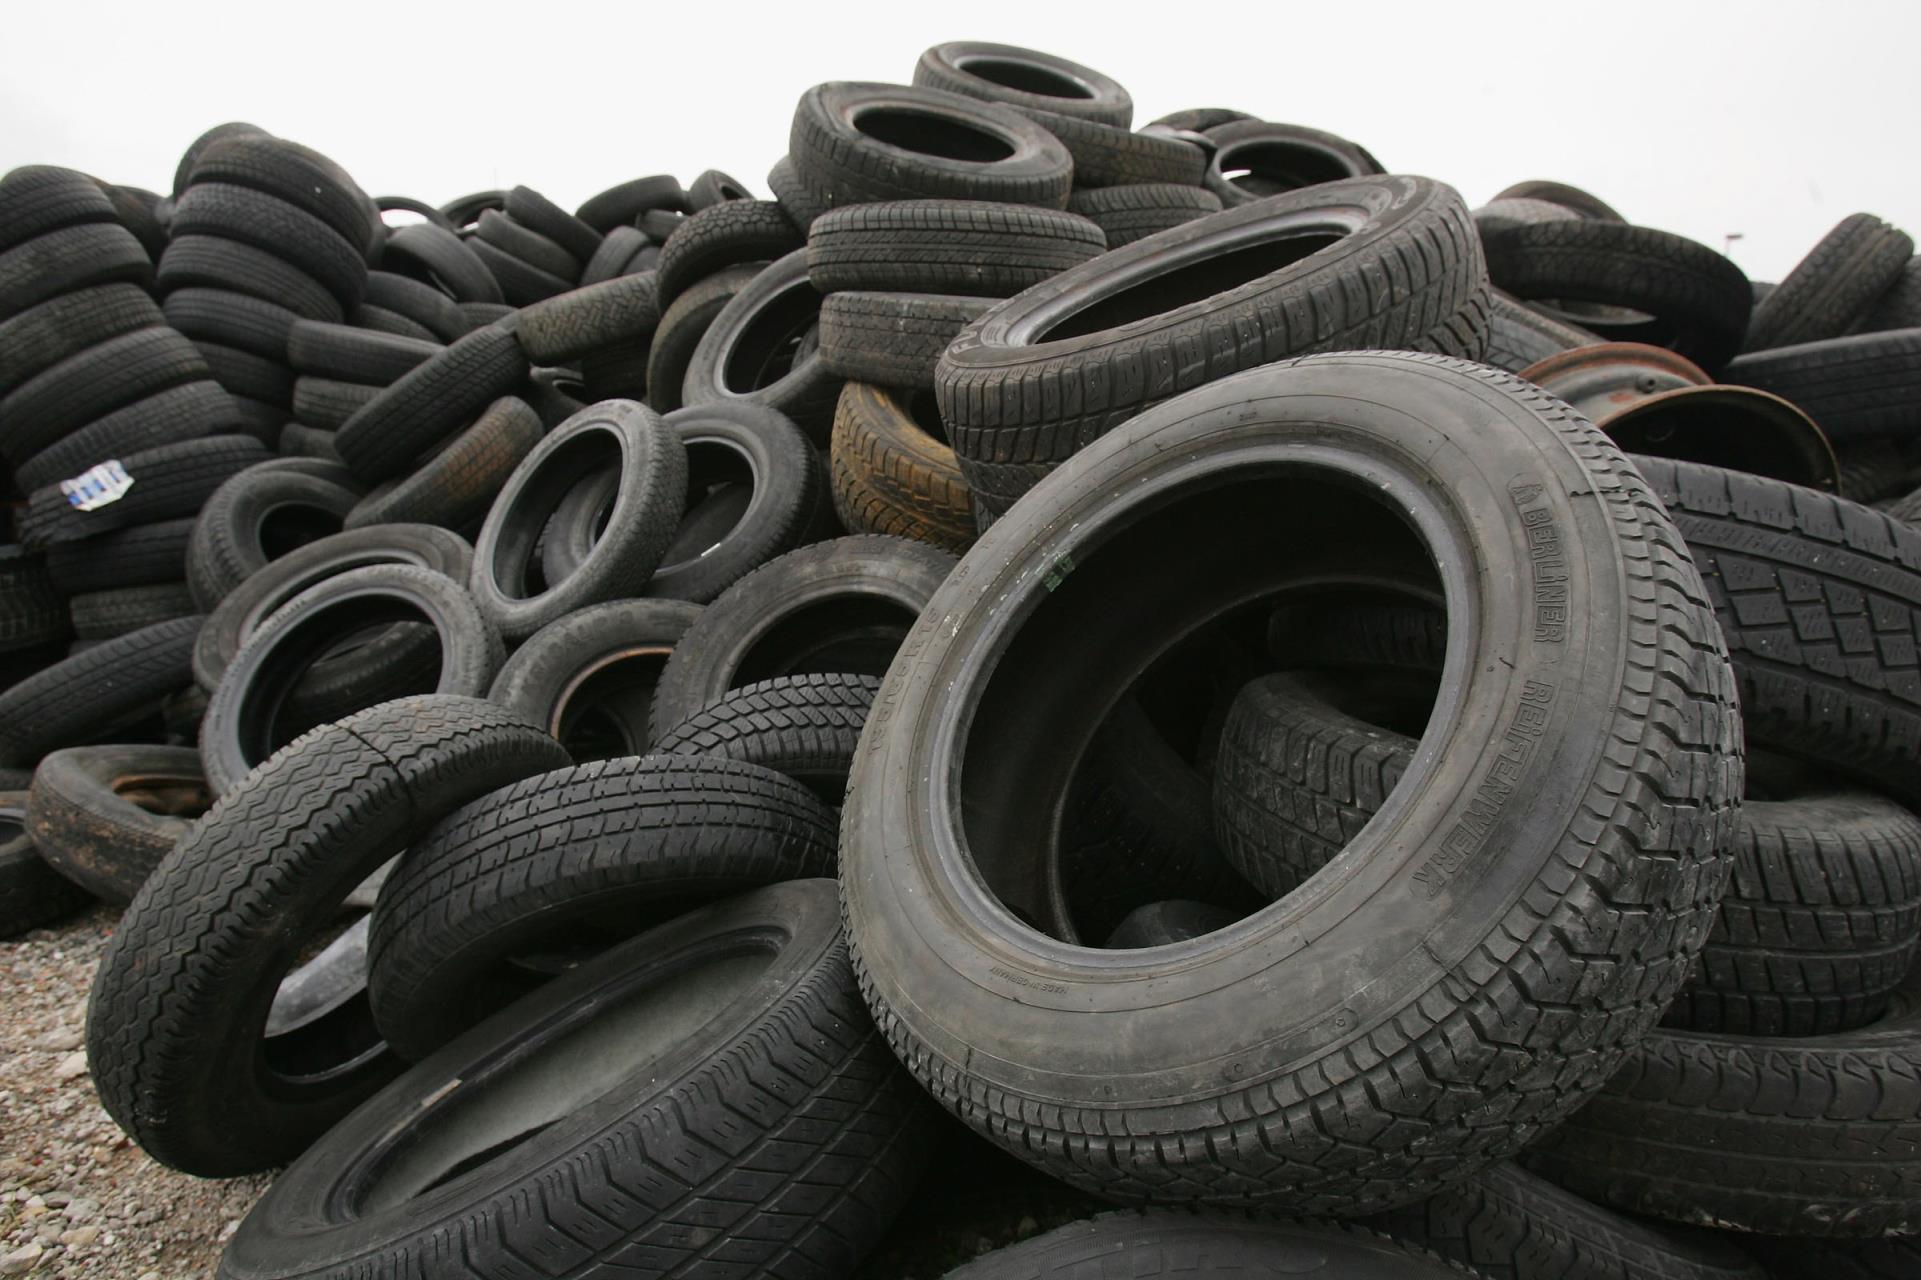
[4,0,1915,282]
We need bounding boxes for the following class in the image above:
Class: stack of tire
[281,319,443,462]
[462,184,605,306]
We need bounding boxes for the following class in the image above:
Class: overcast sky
[5,1,1914,282]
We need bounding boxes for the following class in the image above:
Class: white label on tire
[61,460,134,511]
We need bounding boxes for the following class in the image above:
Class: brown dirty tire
[1522,979,1921,1237]
[653,672,881,801]
[655,199,800,305]
[819,291,992,389]
[334,323,527,482]
[1633,457,1921,807]
[0,616,202,769]
[0,793,91,939]
[85,696,570,1177]
[1370,1162,1767,1280]
[843,352,1742,1216]
[366,755,837,1059]
[805,199,1104,298]
[344,396,541,531]
[25,744,208,903]
[1744,213,1913,353]
[222,880,935,1280]
[829,383,974,554]
[1066,183,1223,248]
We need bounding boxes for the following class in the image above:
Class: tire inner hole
[733,594,921,686]
[1218,140,1357,196]
[852,107,1017,163]
[1040,231,1343,342]
[954,56,1094,101]
[723,282,822,394]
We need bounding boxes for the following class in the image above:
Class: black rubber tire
[468,236,571,306]
[19,434,269,548]
[766,155,833,232]
[373,195,451,233]
[468,399,687,641]
[806,199,1104,298]
[682,249,840,440]
[170,183,368,308]
[842,351,1740,1215]
[333,323,528,482]
[1481,220,1752,371]
[163,286,302,360]
[514,271,659,364]
[1766,1238,1921,1280]
[655,199,800,305]
[221,878,931,1278]
[0,165,121,254]
[290,377,378,429]
[87,696,567,1177]
[1744,213,1913,352]
[1493,180,1626,223]
[1201,118,1386,205]
[0,545,67,651]
[169,122,269,198]
[0,792,90,938]
[1635,457,1921,805]
[0,615,201,768]
[686,167,753,209]
[10,380,237,490]
[454,300,516,333]
[1148,106,1256,132]
[1016,106,1205,188]
[286,320,439,383]
[913,41,1132,127]
[1723,330,1921,443]
[0,222,151,321]
[367,753,836,1058]
[69,582,197,639]
[474,209,580,282]
[819,290,992,388]
[829,381,974,553]
[185,134,375,256]
[574,173,686,233]
[788,81,1074,210]
[503,184,602,265]
[652,671,880,801]
[1371,1161,1766,1280]
[343,396,540,532]
[1853,255,1921,334]
[186,464,360,607]
[485,598,700,758]
[1522,979,1921,1237]
[0,327,212,465]
[643,263,759,415]
[350,300,442,344]
[436,189,507,232]
[0,283,163,398]
[157,234,342,324]
[44,517,194,595]
[650,534,956,739]
[24,744,208,903]
[948,1213,1462,1279]
[378,224,503,306]
[1066,183,1222,247]
[195,340,294,407]
[1484,288,1601,372]
[276,421,339,461]
[579,224,650,286]
[937,175,1491,516]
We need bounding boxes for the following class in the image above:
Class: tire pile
[0,38,1918,1280]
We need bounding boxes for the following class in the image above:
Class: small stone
[137,1272,161,1280]
[37,1027,81,1052]
[221,1218,242,1239]
[59,1226,99,1248]
[40,1192,69,1208]
[53,1052,87,1081]
[62,1197,97,1223]
[0,1242,43,1275]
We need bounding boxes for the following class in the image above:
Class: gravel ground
[1,906,270,1279]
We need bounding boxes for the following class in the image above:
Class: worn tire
[0,793,90,938]
[653,671,881,801]
[333,323,528,482]
[186,464,360,607]
[514,271,659,364]
[912,41,1133,127]
[0,283,163,398]
[1066,183,1222,247]
[829,382,973,553]
[656,200,800,305]
[682,249,841,440]
[25,745,208,903]
[818,291,992,389]
[0,616,201,768]
[157,234,342,324]
[1202,118,1386,205]
[806,199,1104,298]
[1744,213,1913,352]
[69,582,197,639]
[343,396,540,532]
[947,1213,1462,1279]
[1723,330,1921,444]
[643,263,759,415]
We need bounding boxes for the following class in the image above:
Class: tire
[221,880,931,1279]
[0,283,162,398]
[485,598,701,758]
[277,421,339,460]
[0,327,211,465]
[157,234,343,324]
[1474,196,1588,236]
[573,172,685,233]
[290,377,378,430]
[685,167,753,209]
[474,209,580,282]
[1102,899,1241,948]
[643,262,759,414]
[579,223,649,286]
[829,381,974,552]
[0,165,121,254]
[913,41,1133,127]
[653,671,881,800]
[806,199,1104,297]
[436,189,507,231]
[1662,784,1921,1037]
[69,582,196,639]
[0,545,66,651]
[9,380,236,490]
[45,517,194,595]
[286,320,439,383]
[169,122,269,198]
[453,299,516,333]
[818,291,992,389]
[842,351,1740,1215]
[0,793,90,939]
[1634,457,1921,805]
[766,155,833,232]
[347,301,437,343]
[372,194,451,232]
[1016,106,1206,188]
[650,534,957,740]
[681,249,841,440]
[367,754,836,1059]
[377,225,502,306]
[185,134,375,255]
[1744,213,1912,352]
[1483,289,1601,372]
[25,744,208,903]
[1149,106,1257,132]
[19,434,269,549]
[468,236,571,306]
[170,183,368,308]
[937,176,1491,516]
[0,223,151,320]
[1723,330,1921,443]
[788,81,1074,210]
[1201,118,1385,205]
[503,184,602,264]
[1522,979,1921,1237]
[333,323,528,482]
[1371,1162,1766,1280]
[947,1213,1462,1279]
[0,615,201,768]
[87,695,567,1176]
[515,271,660,363]
[656,199,801,304]
[195,340,294,407]
[1767,1239,1921,1280]
[1493,179,1626,223]
[1854,255,1921,334]
[1066,182,1222,247]
[163,287,303,360]
[1481,220,1751,371]
[469,399,687,641]
[200,565,504,795]
[186,464,361,607]
[343,395,541,532]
